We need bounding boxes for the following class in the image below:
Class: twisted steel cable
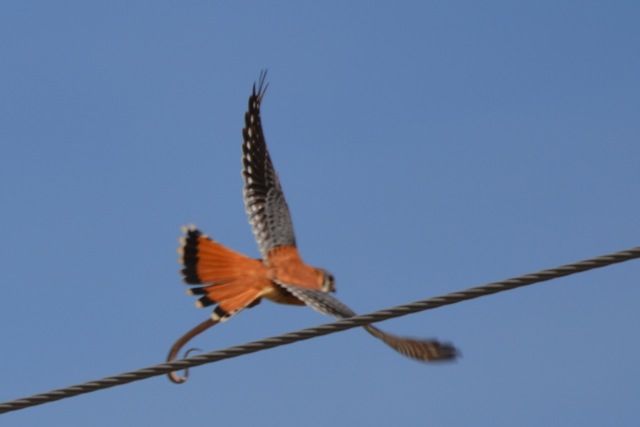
[1,246,638,414]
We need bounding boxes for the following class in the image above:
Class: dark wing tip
[400,337,460,362]
[252,69,269,104]
[431,341,460,361]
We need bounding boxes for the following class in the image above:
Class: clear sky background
[1,1,638,426]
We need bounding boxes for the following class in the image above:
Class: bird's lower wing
[276,283,458,362]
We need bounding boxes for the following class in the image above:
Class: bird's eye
[322,272,335,293]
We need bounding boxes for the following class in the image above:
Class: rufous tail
[168,226,270,383]
[178,225,270,319]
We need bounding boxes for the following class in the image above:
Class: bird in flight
[167,71,458,383]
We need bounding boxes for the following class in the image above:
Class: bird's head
[319,269,336,293]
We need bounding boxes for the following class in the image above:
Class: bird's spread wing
[242,71,297,259]
[276,283,458,362]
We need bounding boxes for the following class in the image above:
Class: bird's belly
[262,283,305,306]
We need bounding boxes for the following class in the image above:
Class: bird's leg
[166,317,219,384]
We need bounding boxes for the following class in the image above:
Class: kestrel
[167,72,458,383]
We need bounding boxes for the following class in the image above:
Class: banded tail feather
[167,226,270,383]
[178,225,268,320]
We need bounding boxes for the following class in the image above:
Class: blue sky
[1,1,639,426]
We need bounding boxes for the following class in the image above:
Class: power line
[1,246,638,415]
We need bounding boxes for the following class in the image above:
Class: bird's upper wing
[276,283,458,362]
[242,71,297,260]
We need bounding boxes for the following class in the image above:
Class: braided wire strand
[1,246,638,414]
